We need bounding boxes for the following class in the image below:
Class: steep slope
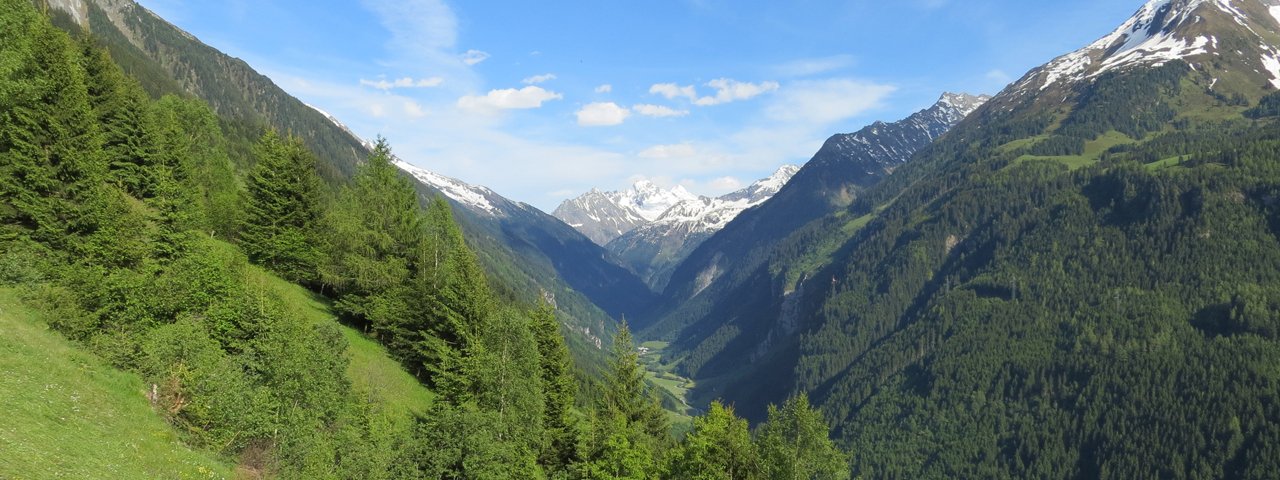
[554,181,699,246]
[46,0,652,356]
[0,288,234,479]
[651,0,1280,476]
[396,161,658,326]
[641,92,987,336]
[606,165,800,290]
[44,0,369,179]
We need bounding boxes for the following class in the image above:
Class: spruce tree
[240,130,323,284]
[755,394,849,480]
[666,401,759,480]
[530,301,579,472]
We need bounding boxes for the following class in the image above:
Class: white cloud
[708,176,744,191]
[595,84,613,93]
[577,102,631,127]
[696,78,780,106]
[773,55,857,77]
[765,79,895,125]
[634,104,690,118]
[650,83,699,101]
[638,143,697,159]
[360,76,445,90]
[461,49,491,66]
[650,79,779,106]
[403,101,427,117]
[458,86,563,112]
[522,73,557,85]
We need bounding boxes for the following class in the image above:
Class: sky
[134,0,1143,212]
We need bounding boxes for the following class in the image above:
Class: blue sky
[136,0,1141,212]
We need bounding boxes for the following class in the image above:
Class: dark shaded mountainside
[636,93,989,389]
[42,0,654,357]
[641,0,1280,477]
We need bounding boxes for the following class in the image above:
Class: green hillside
[0,288,232,479]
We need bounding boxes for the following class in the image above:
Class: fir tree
[755,394,849,480]
[240,130,323,284]
[665,401,758,480]
[530,301,580,472]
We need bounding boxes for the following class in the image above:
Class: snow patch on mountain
[1271,5,1280,25]
[649,165,801,234]
[1264,51,1280,87]
[1035,0,1276,91]
[393,160,500,215]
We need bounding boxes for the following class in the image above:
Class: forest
[0,1,849,478]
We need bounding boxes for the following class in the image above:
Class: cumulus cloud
[650,79,779,106]
[403,101,427,117]
[458,86,563,112]
[522,73,557,85]
[577,102,631,127]
[360,76,445,90]
[708,176,744,191]
[773,55,857,77]
[696,79,780,106]
[638,143,697,159]
[595,84,613,93]
[765,79,895,125]
[650,83,698,102]
[633,104,690,118]
[461,49,491,65]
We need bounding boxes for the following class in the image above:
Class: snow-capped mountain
[605,166,799,289]
[553,181,700,246]
[1012,0,1280,96]
[808,92,989,182]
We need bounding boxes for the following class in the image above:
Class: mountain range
[627,0,1280,475]
[555,166,800,289]
[31,0,1280,476]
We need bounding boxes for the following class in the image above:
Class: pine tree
[78,37,155,198]
[240,130,323,284]
[666,401,759,480]
[530,301,579,472]
[578,320,669,478]
[755,394,849,480]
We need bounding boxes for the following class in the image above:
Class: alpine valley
[6,0,1280,478]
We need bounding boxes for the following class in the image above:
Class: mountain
[640,0,1280,476]
[393,159,658,325]
[640,92,987,335]
[605,165,800,290]
[42,0,652,361]
[553,181,699,245]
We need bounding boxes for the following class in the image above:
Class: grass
[636,341,696,424]
[1012,130,1135,171]
[0,288,233,480]
[1146,155,1189,171]
[247,269,435,420]
[780,209,879,290]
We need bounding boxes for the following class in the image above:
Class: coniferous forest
[0,1,847,478]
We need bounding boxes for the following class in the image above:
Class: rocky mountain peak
[1020,0,1280,93]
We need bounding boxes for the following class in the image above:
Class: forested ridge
[639,50,1280,476]
[0,2,849,478]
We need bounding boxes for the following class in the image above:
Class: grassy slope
[0,288,232,479]
[246,267,436,420]
[0,264,436,479]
